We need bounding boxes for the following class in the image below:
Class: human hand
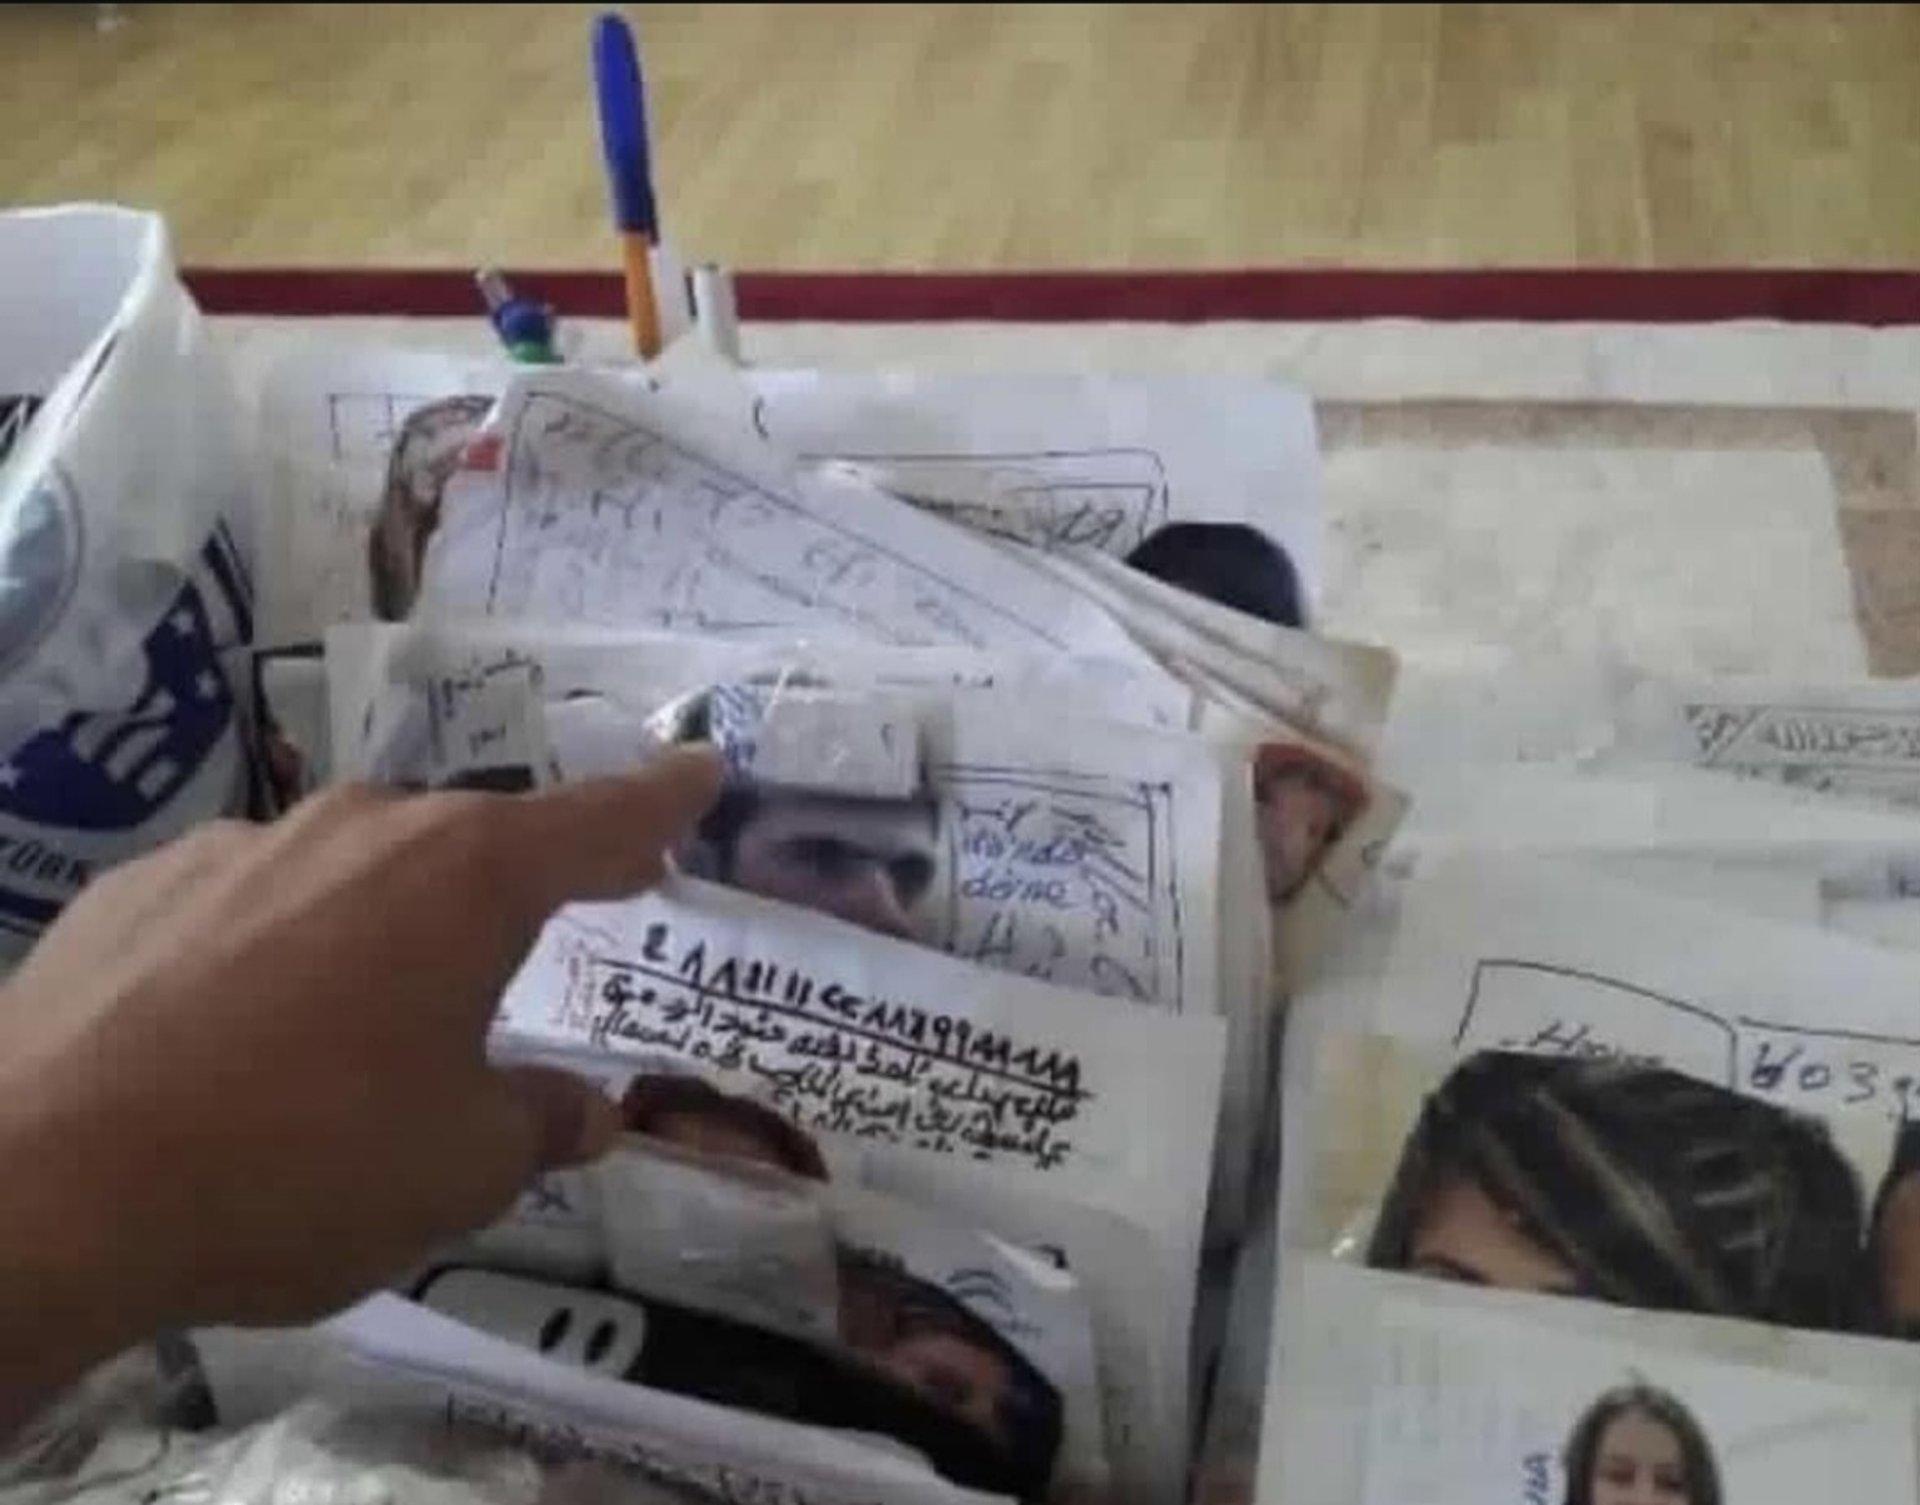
[0,748,721,1396]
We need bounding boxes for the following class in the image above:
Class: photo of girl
[1251,740,1369,905]
[1360,1051,1871,1332]
[1561,1384,1722,1505]
[365,393,493,620]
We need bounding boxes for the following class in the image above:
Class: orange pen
[620,231,663,361]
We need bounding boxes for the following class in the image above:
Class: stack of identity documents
[78,340,1920,1505]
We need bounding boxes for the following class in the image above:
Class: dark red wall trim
[181,267,1920,326]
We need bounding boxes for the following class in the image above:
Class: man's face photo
[1252,744,1367,905]
[685,786,940,942]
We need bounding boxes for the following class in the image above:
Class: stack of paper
[161,339,1920,1505]
[177,348,1398,1505]
[1249,661,1920,1505]
[36,328,1920,1505]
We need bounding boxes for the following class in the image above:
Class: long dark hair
[1367,1051,1870,1331]
[836,1247,1063,1496]
[1562,1384,1722,1505]
[1123,522,1305,628]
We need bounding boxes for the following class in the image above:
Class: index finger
[488,745,725,925]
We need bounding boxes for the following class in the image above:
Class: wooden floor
[6,4,1920,271]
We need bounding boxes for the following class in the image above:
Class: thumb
[499,745,726,920]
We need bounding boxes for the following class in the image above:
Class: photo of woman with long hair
[1365,1051,1870,1332]
[1562,1383,1722,1505]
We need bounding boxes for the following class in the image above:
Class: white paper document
[1605,671,1920,811]
[486,885,1225,1505]
[317,1295,1009,1505]
[1263,1260,1918,1505]
[254,343,508,638]
[590,1140,1110,1499]
[414,371,1158,667]
[1392,757,1920,863]
[1374,654,1629,777]
[1014,544,1393,759]
[331,624,1227,1022]
[1048,546,1395,759]
[442,1079,1186,1505]
[742,369,1323,602]
[208,340,1372,1505]
[333,620,1266,1260]
[327,621,1194,758]
[493,880,1225,1224]
[1372,853,1920,1138]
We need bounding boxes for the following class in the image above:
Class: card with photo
[1263,1259,1920,1505]
[1304,1036,1897,1338]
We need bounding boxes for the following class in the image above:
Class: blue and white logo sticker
[0,466,85,683]
[0,519,252,947]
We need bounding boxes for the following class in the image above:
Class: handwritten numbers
[1741,1028,1920,1125]
[578,926,1091,1175]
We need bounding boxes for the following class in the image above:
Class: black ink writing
[488,391,1080,652]
[576,922,1092,1175]
[1492,1018,1663,1068]
[947,771,1179,1010]
[1742,1024,1920,1125]
[1523,1452,1552,1505]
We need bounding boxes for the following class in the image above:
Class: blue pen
[592,12,662,357]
